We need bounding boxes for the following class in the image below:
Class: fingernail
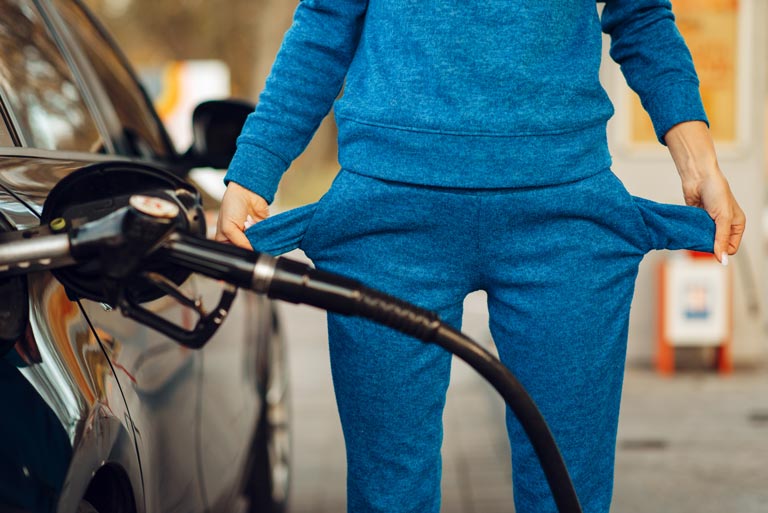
[721,252,729,266]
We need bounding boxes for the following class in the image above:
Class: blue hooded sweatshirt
[225,0,707,204]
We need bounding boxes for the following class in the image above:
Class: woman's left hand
[664,121,746,264]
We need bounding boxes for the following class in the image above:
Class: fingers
[215,217,253,249]
[712,200,746,265]
[214,182,270,250]
[687,170,745,264]
[712,214,732,265]
[726,205,746,255]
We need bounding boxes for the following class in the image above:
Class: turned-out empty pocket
[245,202,320,255]
[631,196,714,254]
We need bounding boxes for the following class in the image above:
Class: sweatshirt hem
[337,117,613,190]
[335,115,608,139]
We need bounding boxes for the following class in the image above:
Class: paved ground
[280,286,768,513]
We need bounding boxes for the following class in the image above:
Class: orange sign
[631,0,739,143]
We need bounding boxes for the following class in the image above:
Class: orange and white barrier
[656,251,733,374]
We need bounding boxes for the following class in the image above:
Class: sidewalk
[280,290,768,513]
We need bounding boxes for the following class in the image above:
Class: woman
[216,1,745,511]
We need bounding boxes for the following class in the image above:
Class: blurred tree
[84,0,265,97]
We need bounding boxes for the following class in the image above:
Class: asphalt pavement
[280,283,768,513]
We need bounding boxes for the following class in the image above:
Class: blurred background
[86,0,341,205]
[83,0,768,511]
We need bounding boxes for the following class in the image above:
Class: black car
[0,1,290,512]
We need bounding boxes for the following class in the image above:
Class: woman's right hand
[215,182,270,249]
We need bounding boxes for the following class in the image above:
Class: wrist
[664,121,721,185]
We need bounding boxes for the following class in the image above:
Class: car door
[0,2,143,512]
[43,1,268,510]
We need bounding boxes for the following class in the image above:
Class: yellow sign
[631,0,739,143]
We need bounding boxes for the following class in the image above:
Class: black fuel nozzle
[0,195,180,279]
[68,195,181,281]
[61,194,238,349]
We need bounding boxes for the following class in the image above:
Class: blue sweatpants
[245,168,714,513]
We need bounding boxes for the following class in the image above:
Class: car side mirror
[185,99,254,170]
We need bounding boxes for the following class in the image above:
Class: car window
[0,0,105,152]
[0,111,13,146]
[53,0,171,159]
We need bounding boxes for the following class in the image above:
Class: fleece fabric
[227,1,714,511]
[244,169,715,513]
[225,0,707,204]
